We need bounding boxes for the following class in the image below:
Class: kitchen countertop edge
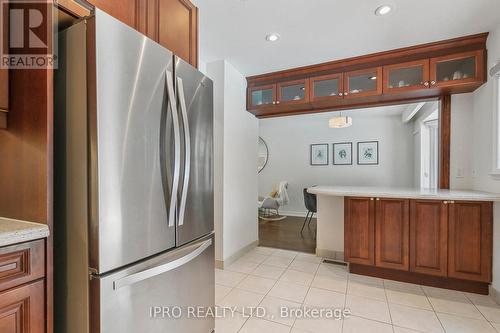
[0,217,50,248]
[307,186,500,202]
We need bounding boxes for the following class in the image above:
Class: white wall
[258,110,415,215]
[207,60,259,263]
[468,23,500,292]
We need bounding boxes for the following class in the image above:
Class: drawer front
[0,279,45,333]
[0,240,45,292]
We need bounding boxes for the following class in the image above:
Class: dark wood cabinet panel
[343,67,383,99]
[345,197,375,265]
[375,198,409,271]
[277,79,309,105]
[246,33,487,118]
[0,240,45,293]
[448,201,492,282]
[1,5,8,128]
[82,0,199,68]
[0,280,45,333]
[430,50,485,90]
[383,59,430,94]
[157,0,198,67]
[86,0,138,28]
[310,73,343,101]
[247,84,276,110]
[410,200,448,276]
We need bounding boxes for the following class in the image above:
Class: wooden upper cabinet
[310,73,343,101]
[248,84,276,109]
[156,0,198,67]
[343,67,383,98]
[448,201,492,282]
[277,79,309,105]
[84,0,199,68]
[430,50,484,89]
[383,59,430,94]
[375,198,409,271]
[86,0,138,28]
[345,197,375,266]
[410,200,448,277]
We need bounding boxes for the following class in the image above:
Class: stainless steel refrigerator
[54,9,214,333]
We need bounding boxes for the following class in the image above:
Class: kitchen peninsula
[308,186,500,294]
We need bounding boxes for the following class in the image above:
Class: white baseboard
[490,285,500,304]
[215,240,259,269]
[316,248,345,262]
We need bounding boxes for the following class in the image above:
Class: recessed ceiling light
[375,4,393,16]
[265,33,280,42]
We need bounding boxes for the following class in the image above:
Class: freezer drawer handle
[177,77,191,226]
[166,69,181,228]
[113,238,212,290]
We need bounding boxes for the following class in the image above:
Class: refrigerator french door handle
[112,238,212,290]
[177,77,191,226]
[166,70,181,227]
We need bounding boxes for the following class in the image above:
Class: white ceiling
[192,0,500,76]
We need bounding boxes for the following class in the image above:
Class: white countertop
[308,186,500,201]
[0,217,50,247]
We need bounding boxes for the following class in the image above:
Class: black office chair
[301,188,317,233]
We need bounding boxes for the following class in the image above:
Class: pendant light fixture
[329,112,353,128]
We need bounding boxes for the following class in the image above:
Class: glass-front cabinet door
[343,67,383,98]
[277,79,309,105]
[430,50,484,88]
[383,60,430,93]
[310,73,343,101]
[248,84,276,109]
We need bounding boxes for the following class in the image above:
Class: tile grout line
[422,287,448,333]
[382,279,396,333]
[463,293,500,331]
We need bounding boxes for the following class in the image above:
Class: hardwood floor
[258,216,317,253]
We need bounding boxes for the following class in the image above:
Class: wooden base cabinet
[448,201,492,282]
[0,240,46,333]
[345,197,493,290]
[0,280,45,333]
[344,197,375,266]
[410,200,448,276]
[375,198,409,271]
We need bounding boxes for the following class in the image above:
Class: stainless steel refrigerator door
[89,10,177,273]
[175,57,214,246]
[92,234,215,333]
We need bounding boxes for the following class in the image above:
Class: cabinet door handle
[339,92,343,96]
[443,201,448,204]
[344,92,349,96]
[272,101,276,105]
[376,198,380,201]
[431,80,436,85]
[449,201,455,204]
[424,81,430,87]
[370,198,374,201]
[276,101,280,104]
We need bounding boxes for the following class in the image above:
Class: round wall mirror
[258,137,269,173]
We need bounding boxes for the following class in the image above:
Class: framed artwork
[310,144,329,165]
[333,142,352,165]
[357,141,379,165]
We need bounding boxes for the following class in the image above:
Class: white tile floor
[215,246,500,333]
